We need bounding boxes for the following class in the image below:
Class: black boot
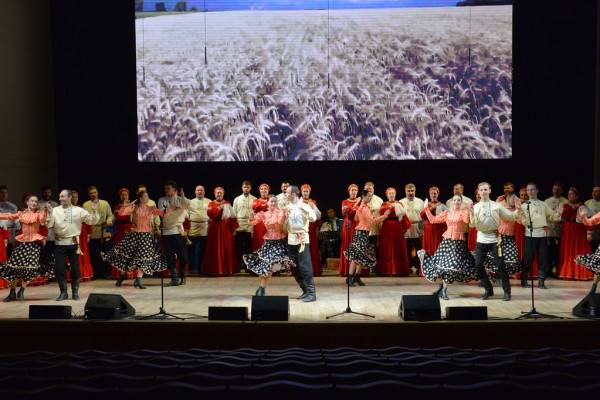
[134,277,147,289]
[179,269,186,285]
[168,269,179,286]
[71,279,80,301]
[302,278,317,302]
[538,279,547,289]
[433,283,443,297]
[589,283,598,295]
[56,281,68,301]
[521,279,531,288]
[115,275,125,287]
[441,286,449,300]
[503,290,511,301]
[481,287,494,300]
[346,276,356,287]
[354,273,365,287]
[255,286,265,296]
[17,287,25,302]
[292,270,308,299]
[3,288,16,303]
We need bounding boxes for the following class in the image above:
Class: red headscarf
[301,184,311,192]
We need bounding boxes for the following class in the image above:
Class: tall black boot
[17,287,25,302]
[71,279,80,301]
[179,268,186,285]
[302,278,317,302]
[292,269,308,299]
[168,269,179,286]
[354,273,365,287]
[115,274,125,287]
[346,275,356,287]
[3,288,16,303]
[538,279,547,289]
[56,281,68,301]
[589,282,598,295]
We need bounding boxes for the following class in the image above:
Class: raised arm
[118,203,136,217]
[0,212,21,221]
[249,211,266,226]
[424,207,448,224]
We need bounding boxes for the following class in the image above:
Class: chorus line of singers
[0,180,599,303]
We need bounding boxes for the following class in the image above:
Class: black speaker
[573,293,600,318]
[29,305,72,319]
[399,295,441,321]
[251,296,289,321]
[208,306,249,321]
[84,293,135,320]
[445,306,488,320]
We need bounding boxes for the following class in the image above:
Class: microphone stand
[517,201,561,320]
[327,204,374,319]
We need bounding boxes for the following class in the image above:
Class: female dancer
[344,190,390,286]
[251,183,270,252]
[417,195,476,300]
[101,190,171,288]
[339,184,360,276]
[576,209,600,293]
[110,188,135,281]
[420,187,446,257]
[558,187,593,280]
[244,195,295,296]
[0,195,53,302]
[377,187,411,276]
[203,187,239,275]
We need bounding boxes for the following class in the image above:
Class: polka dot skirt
[576,245,600,275]
[345,230,377,270]
[0,241,54,282]
[101,231,167,275]
[421,238,477,284]
[243,239,295,277]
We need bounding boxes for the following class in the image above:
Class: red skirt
[558,222,593,280]
[202,220,237,275]
[422,222,445,256]
[467,227,477,252]
[339,219,356,275]
[377,220,410,276]
[251,222,267,252]
[514,223,539,278]
[309,222,321,276]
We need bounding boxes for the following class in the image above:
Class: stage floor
[2,275,592,321]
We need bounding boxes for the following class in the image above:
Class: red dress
[0,228,9,288]
[251,198,269,252]
[467,227,477,252]
[378,202,412,276]
[303,199,322,276]
[110,203,136,279]
[420,203,446,256]
[202,201,238,275]
[514,222,539,278]
[339,198,359,275]
[558,204,593,280]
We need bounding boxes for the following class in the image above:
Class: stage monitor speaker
[84,293,136,320]
[445,306,488,320]
[573,293,600,319]
[251,296,289,321]
[208,306,249,321]
[29,305,72,319]
[399,295,441,321]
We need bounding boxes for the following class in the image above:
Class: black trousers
[188,236,207,273]
[406,238,422,268]
[474,242,510,292]
[547,237,560,277]
[524,236,549,280]
[54,244,79,283]
[163,234,188,278]
[88,238,109,279]
[235,231,252,271]
[288,244,315,294]
[591,240,600,253]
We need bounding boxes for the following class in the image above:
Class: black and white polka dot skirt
[576,245,600,275]
[0,241,55,282]
[243,239,295,277]
[484,235,521,278]
[101,231,167,275]
[421,239,477,284]
[345,230,377,270]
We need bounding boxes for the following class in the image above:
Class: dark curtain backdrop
[50,0,597,212]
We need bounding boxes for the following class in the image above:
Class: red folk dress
[251,197,269,252]
[558,204,593,280]
[202,200,239,275]
[339,198,359,275]
[378,202,412,276]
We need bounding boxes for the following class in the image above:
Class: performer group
[0,180,599,303]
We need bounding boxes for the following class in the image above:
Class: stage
[2,275,600,352]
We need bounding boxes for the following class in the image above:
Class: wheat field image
[136,5,512,161]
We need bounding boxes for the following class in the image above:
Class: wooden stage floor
[3,276,600,352]
[1,275,593,321]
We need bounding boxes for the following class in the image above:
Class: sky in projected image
[136,0,512,161]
